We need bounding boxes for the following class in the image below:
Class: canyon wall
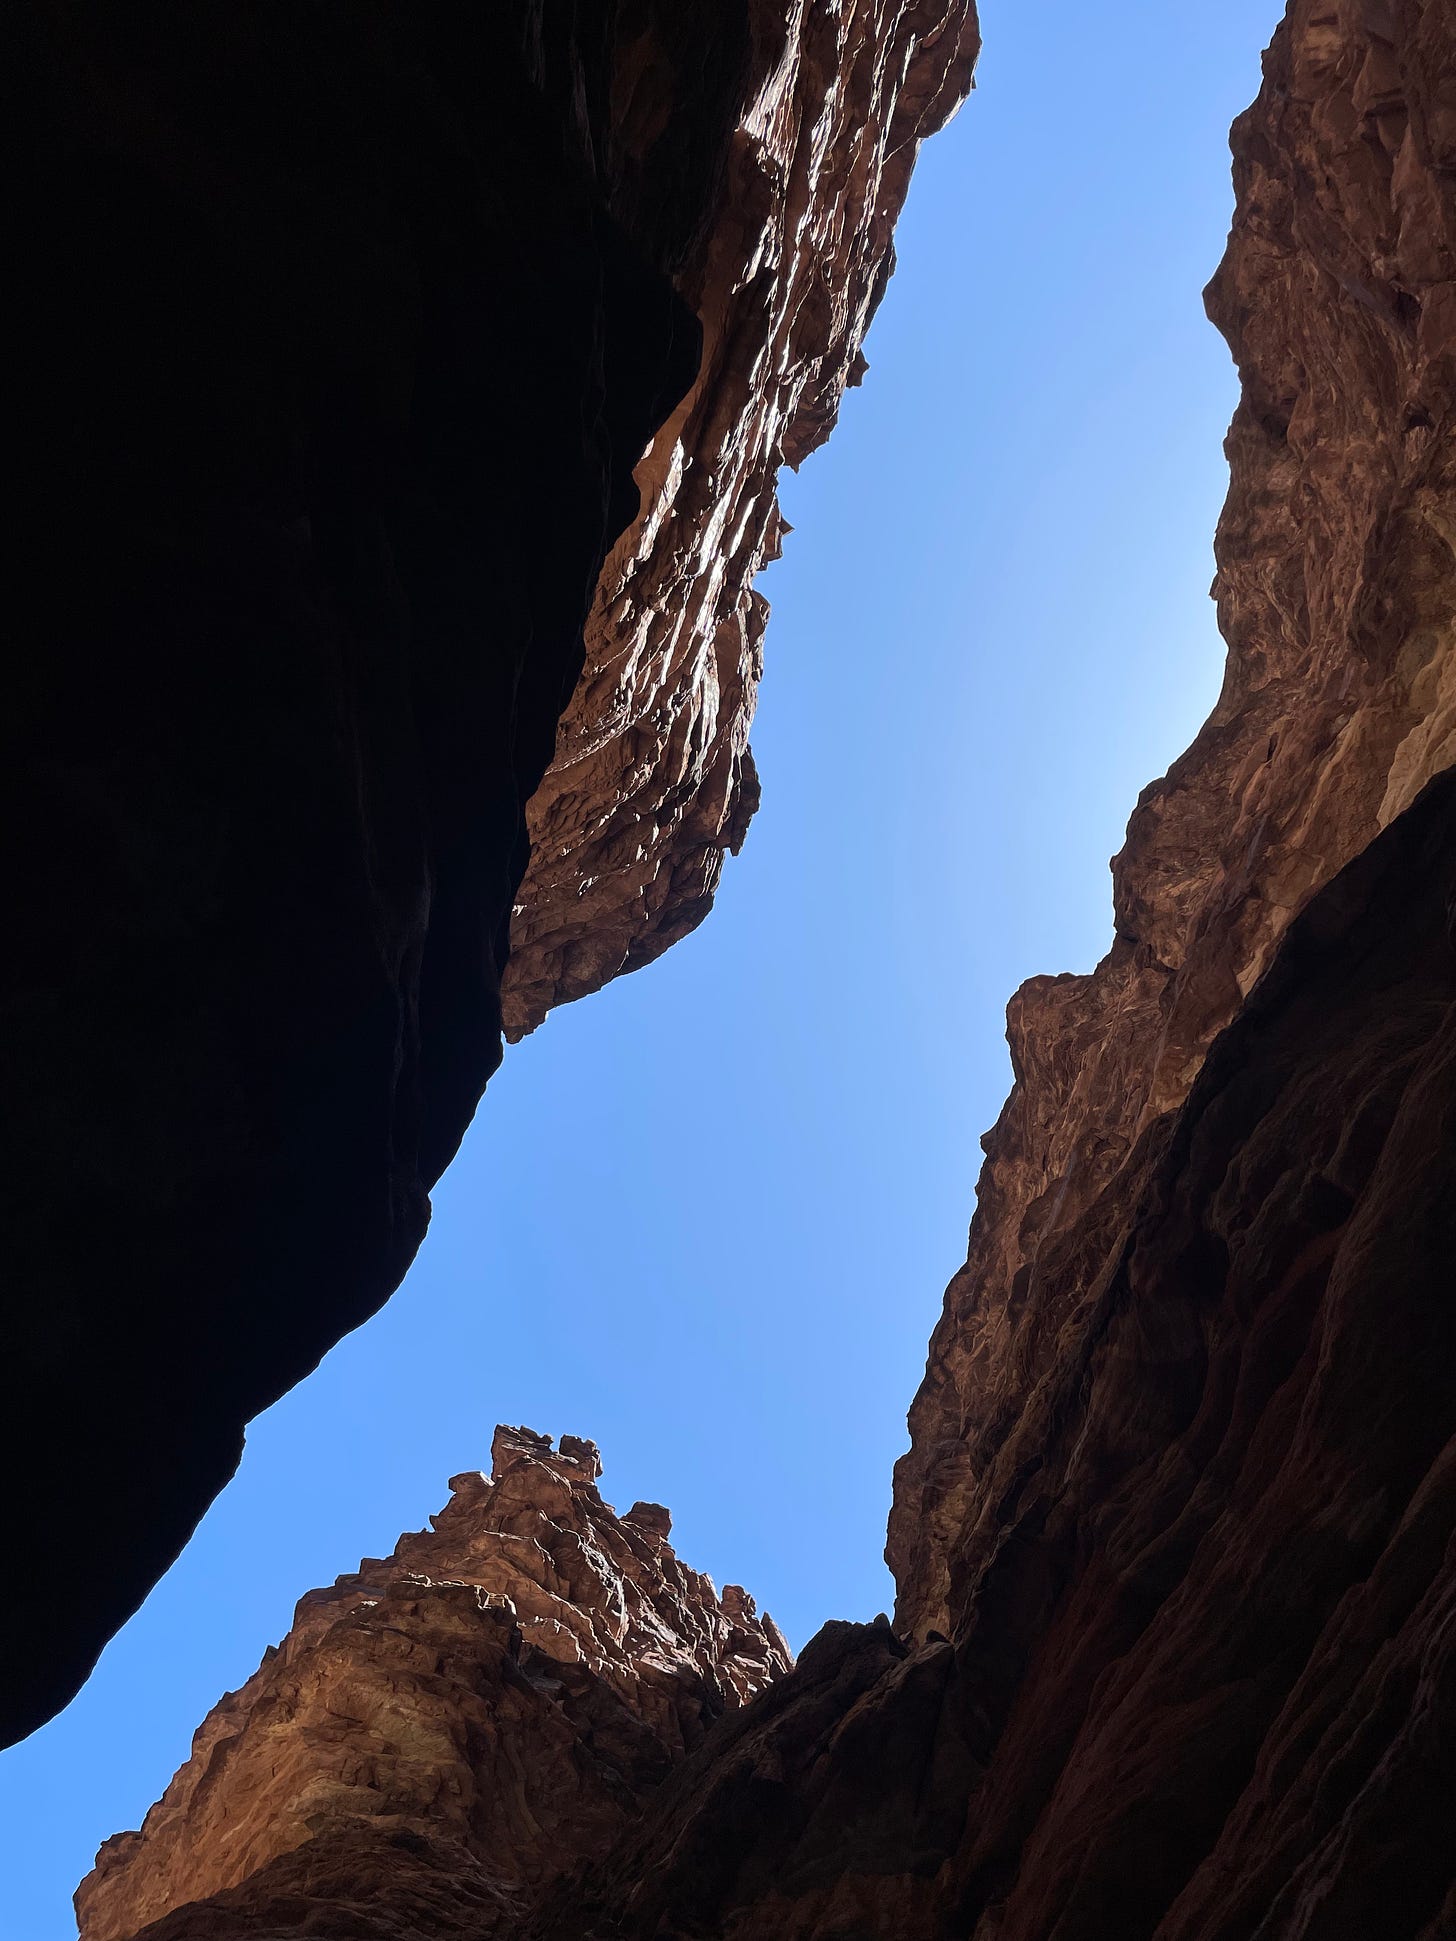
[76,1429,789,1941]
[2,0,975,1748]
[76,2,1456,1935]
[527,772,1456,1940]
[501,0,982,1035]
[3,2,709,1749]
[888,0,1456,1647]
[51,0,1456,1934]
[532,2,1456,1931]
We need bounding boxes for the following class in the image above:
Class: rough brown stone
[76,766,1456,1941]
[75,1428,789,1941]
[45,0,1456,1934]
[499,0,982,1037]
[521,2,1456,1929]
[890,0,1456,1645]
[534,1,1456,1930]
[526,772,1456,1940]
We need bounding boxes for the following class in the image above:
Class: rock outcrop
[889,0,1456,1647]
[525,771,1456,1939]
[76,1428,789,1941]
[2,0,975,1748]
[500,0,981,1035]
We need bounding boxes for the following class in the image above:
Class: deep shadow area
[2,1,746,1748]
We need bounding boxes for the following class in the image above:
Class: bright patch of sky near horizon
[5,3,1285,1932]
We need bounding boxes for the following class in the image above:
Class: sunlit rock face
[500,0,983,1036]
[76,1429,789,1941]
[524,779,1456,1940]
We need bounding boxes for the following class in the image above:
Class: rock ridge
[531,1,1456,1930]
[500,0,982,1036]
[76,1427,789,1941]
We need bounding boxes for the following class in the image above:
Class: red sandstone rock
[526,776,1456,1940]
[500,0,982,1037]
[75,1428,789,1941]
[890,0,1456,1646]
[523,2,1456,1930]
[538,1,1456,1931]
[60,2,1456,1936]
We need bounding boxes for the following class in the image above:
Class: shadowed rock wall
[525,770,1456,1939]
[2,1,741,1750]
[3,0,977,1753]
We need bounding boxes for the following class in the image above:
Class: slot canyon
[6,1,1456,1936]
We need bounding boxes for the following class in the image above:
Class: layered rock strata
[2,0,974,1747]
[76,1428,789,1941]
[501,0,982,1035]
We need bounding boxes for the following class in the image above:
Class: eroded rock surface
[528,774,1456,1940]
[534,1,1456,1931]
[892,0,1456,1640]
[76,1428,788,1941]
[500,0,982,1035]
[524,3,1456,1930]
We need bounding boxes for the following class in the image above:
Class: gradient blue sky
[4,3,1284,1931]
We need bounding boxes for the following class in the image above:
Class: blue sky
[4,4,1284,1932]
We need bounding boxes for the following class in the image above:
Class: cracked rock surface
[500,0,982,1036]
[76,1428,788,1941]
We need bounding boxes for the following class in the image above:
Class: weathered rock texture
[2,0,973,1748]
[500,0,982,1035]
[50,0,1456,1935]
[76,1428,789,1941]
[529,2,1456,1930]
[889,0,1456,1649]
